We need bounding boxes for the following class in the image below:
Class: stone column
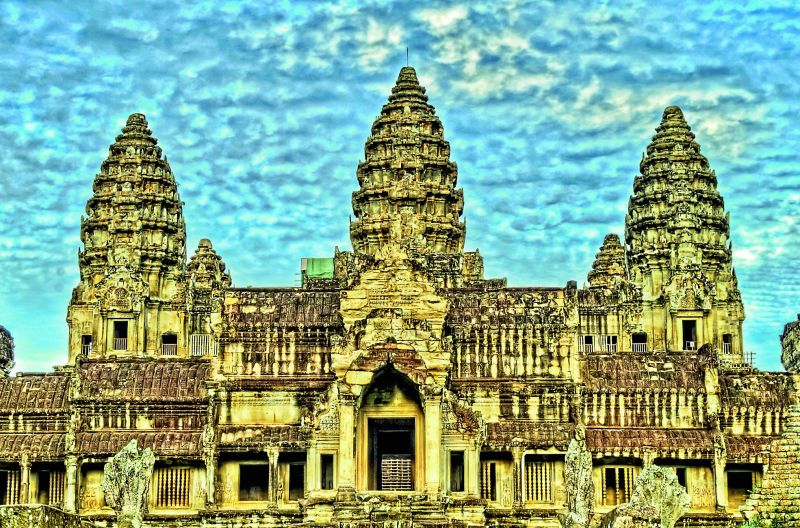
[307,443,317,493]
[713,433,727,511]
[642,448,656,467]
[267,447,280,504]
[467,443,480,497]
[205,454,218,508]
[20,456,30,504]
[512,447,524,507]
[424,392,443,499]
[65,455,78,512]
[337,394,357,501]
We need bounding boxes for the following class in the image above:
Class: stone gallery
[0,66,797,527]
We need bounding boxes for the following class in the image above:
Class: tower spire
[625,106,744,359]
[626,105,731,281]
[349,67,465,257]
[76,113,186,295]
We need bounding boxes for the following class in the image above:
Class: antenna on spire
[406,47,409,66]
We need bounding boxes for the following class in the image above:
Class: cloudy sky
[0,1,798,372]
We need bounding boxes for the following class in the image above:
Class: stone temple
[0,66,797,527]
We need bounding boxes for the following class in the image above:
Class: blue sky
[0,1,798,372]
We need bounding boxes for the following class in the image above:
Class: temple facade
[0,66,795,527]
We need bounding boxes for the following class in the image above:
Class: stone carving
[599,465,689,528]
[781,314,800,372]
[101,440,155,528]
[629,465,691,528]
[0,324,14,375]
[599,502,660,528]
[564,425,593,528]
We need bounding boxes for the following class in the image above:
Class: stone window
[722,333,733,354]
[161,334,178,356]
[81,335,93,356]
[280,452,305,501]
[78,463,105,510]
[632,333,647,352]
[153,466,191,508]
[682,320,697,350]
[579,335,594,353]
[525,456,553,503]
[601,335,618,353]
[34,465,65,506]
[238,464,268,501]
[0,468,20,505]
[601,466,637,506]
[113,321,128,351]
[320,454,334,490]
[449,451,465,492]
[480,461,497,501]
[190,334,214,356]
[289,464,305,500]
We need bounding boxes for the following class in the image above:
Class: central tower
[349,66,465,256]
[625,106,745,361]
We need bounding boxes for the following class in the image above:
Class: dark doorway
[450,451,465,492]
[368,418,415,491]
[682,320,697,350]
[320,454,334,490]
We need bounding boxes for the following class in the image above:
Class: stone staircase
[742,404,800,524]
[334,495,468,528]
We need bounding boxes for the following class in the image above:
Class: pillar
[205,454,217,508]
[713,458,727,511]
[512,447,524,507]
[713,433,727,511]
[467,443,480,497]
[337,394,356,501]
[20,456,30,504]
[424,392,442,499]
[268,447,279,504]
[64,456,78,512]
[307,443,317,493]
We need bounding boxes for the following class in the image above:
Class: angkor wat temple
[0,66,797,527]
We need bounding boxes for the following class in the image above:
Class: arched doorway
[356,366,424,492]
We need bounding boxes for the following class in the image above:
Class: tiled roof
[0,433,65,460]
[582,352,708,389]
[485,421,572,450]
[586,427,714,455]
[719,372,793,409]
[725,434,777,462]
[217,424,309,450]
[78,360,209,401]
[0,374,69,412]
[225,289,341,327]
[76,431,202,456]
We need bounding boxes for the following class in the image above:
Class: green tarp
[302,258,334,280]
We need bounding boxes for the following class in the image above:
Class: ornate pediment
[94,268,149,312]
[667,269,716,312]
[333,257,450,386]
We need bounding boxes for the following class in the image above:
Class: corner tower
[350,67,465,256]
[625,106,745,362]
[66,114,188,363]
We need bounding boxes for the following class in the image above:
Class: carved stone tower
[625,106,745,361]
[349,66,465,257]
[66,114,188,362]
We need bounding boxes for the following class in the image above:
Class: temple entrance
[369,418,415,490]
[355,365,424,492]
